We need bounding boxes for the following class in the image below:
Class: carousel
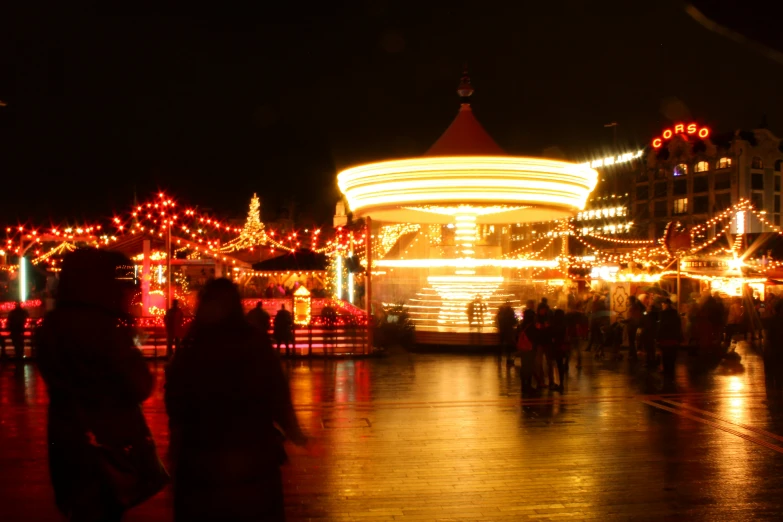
[337,72,597,345]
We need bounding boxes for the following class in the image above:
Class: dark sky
[2,1,783,226]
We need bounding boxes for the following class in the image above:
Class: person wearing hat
[656,297,683,377]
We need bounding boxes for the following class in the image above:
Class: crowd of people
[261,282,328,298]
[496,286,783,395]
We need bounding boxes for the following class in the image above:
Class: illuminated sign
[576,206,628,221]
[652,123,710,149]
[579,150,643,170]
[682,260,729,270]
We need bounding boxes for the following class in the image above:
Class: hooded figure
[37,248,157,522]
[166,278,307,522]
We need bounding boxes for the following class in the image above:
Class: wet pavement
[2,342,783,521]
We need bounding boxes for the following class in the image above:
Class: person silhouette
[246,301,271,334]
[7,301,29,361]
[273,304,294,355]
[166,278,307,522]
[165,299,185,359]
[37,248,164,522]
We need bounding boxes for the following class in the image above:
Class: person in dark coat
[533,306,552,390]
[495,302,518,360]
[586,293,608,352]
[37,249,156,522]
[165,300,186,359]
[8,301,29,360]
[537,297,552,320]
[516,309,537,395]
[246,302,271,334]
[166,278,307,522]
[657,298,683,377]
[466,300,476,327]
[273,304,294,355]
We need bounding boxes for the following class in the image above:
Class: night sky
[2,2,783,226]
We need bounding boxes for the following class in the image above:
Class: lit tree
[220,194,268,252]
[243,193,265,240]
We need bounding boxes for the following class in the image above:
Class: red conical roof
[425,103,506,156]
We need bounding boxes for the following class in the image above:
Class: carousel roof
[336,69,597,224]
[425,69,505,156]
[425,104,505,156]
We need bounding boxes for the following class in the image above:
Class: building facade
[585,123,783,243]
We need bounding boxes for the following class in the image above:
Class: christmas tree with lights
[220,193,267,252]
[243,193,265,240]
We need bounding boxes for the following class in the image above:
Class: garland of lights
[585,233,655,245]
[4,192,337,268]
[3,190,783,286]
[502,233,550,258]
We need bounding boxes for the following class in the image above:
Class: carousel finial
[457,63,474,101]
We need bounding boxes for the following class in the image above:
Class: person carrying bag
[37,249,169,521]
[516,309,536,395]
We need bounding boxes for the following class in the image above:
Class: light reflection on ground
[1,341,783,520]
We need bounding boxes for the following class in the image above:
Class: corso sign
[652,122,710,149]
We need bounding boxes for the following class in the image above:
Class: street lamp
[604,122,618,148]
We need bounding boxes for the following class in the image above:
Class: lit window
[673,198,688,215]
[752,156,764,169]
[673,164,687,176]
[695,161,709,173]
[717,157,732,169]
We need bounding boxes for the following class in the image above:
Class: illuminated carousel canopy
[337,72,598,224]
